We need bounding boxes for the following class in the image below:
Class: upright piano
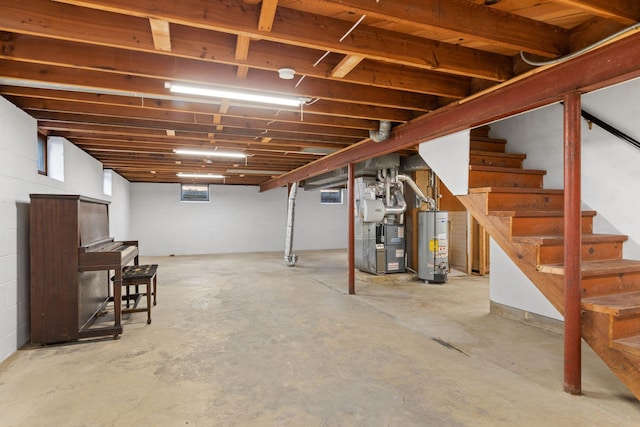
[30,194,138,344]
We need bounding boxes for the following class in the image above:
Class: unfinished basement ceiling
[0,1,638,186]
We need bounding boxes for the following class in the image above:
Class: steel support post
[564,91,582,395]
[348,162,355,295]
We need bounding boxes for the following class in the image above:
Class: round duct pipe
[284,182,299,266]
[370,120,392,143]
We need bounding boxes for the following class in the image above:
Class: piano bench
[117,264,158,324]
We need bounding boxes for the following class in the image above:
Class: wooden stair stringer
[457,191,565,312]
[458,191,640,400]
[581,309,640,398]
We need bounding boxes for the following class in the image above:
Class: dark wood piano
[30,194,138,344]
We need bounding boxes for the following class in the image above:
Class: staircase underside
[458,190,640,399]
[421,126,640,399]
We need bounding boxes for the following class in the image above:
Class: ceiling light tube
[177,172,225,179]
[226,169,283,175]
[174,148,246,158]
[166,82,302,107]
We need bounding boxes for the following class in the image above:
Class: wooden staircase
[456,127,640,399]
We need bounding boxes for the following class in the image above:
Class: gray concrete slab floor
[1,249,639,426]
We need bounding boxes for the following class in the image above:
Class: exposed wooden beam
[323,0,567,57]
[48,0,513,80]
[331,55,364,78]
[21,103,369,139]
[258,0,279,32]
[0,2,473,98]
[0,61,416,122]
[235,34,251,60]
[568,17,628,52]
[554,0,640,26]
[260,31,640,191]
[32,111,363,144]
[235,34,252,80]
[149,18,171,51]
[236,65,249,79]
[2,34,428,109]
[0,86,378,129]
[219,100,230,114]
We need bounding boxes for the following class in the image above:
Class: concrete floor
[1,250,639,426]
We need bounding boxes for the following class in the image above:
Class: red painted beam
[348,162,355,295]
[260,31,640,192]
[563,92,582,395]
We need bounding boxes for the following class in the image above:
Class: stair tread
[514,233,628,245]
[470,136,507,144]
[469,187,564,194]
[582,291,640,316]
[489,210,597,218]
[470,150,526,159]
[469,165,546,175]
[613,335,640,355]
[538,259,640,276]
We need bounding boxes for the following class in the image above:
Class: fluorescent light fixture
[301,147,339,155]
[177,172,225,179]
[226,169,284,175]
[174,148,246,159]
[166,82,303,107]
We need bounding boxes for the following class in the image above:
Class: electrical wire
[521,21,640,67]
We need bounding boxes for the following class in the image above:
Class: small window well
[181,184,210,202]
[320,189,343,204]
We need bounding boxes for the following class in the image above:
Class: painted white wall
[130,183,347,256]
[489,77,640,319]
[490,240,562,320]
[109,172,132,240]
[0,96,131,363]
[419,129,470,195]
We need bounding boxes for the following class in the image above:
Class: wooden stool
[118,264,158,324]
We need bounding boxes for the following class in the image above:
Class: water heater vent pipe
[397,174,436,210]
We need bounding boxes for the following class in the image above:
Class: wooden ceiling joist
[1,0,636,184]
[553,0,640,25]
[258,0,279,32]
[0,4,474,99]
[260,30,640,191]
[149,18,171,51]
[47,0,513,81]
[322,0,567,57]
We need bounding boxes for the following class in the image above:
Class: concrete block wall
[0,96,131,362]
[130,183,348,256]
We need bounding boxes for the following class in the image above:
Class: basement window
[47,136,65,182]
[37,133,47,175]
[320,189,343,204]
[103,169,113,196]
[181,184,210,202]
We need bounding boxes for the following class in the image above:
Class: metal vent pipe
[370,120,392,142]
[284,182,299,266]
[384,188,407,216]
[397,174,436,210]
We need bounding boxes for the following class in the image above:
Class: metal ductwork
[384,188,407,216]
[302,153,400,191]
[369,120,392,143]
[396,174,436,210]
[284,182,298,266]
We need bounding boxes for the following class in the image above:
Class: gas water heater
[418,210,449,284]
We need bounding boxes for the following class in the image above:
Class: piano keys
[29,194,138,344]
